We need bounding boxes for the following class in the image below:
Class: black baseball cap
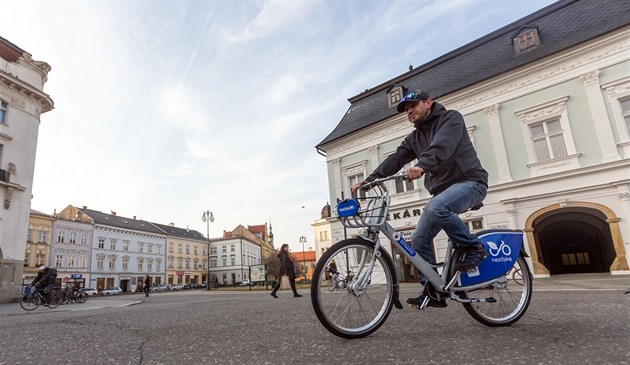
[397,90,431,112]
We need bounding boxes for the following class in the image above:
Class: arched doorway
[536,209,613,274]
[525,201,628,276]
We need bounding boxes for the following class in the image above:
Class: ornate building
[0,36,54,303]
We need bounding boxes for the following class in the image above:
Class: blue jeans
[411,181,487,285]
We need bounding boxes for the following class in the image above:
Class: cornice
[0,70,53,114]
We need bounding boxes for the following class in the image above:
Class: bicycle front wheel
[459,255,533,326]
[19,293,38,311]
[310,238,396,339]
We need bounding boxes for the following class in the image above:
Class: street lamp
[202,210,214,291]
[299,235,307,282]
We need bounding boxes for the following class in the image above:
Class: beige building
[153,222,207,286]
[23,209,55,284]
[0,36,54,303]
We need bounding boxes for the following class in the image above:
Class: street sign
[70,274,83,278]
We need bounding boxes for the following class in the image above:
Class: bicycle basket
[337,195,389,228]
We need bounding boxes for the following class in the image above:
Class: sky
[3,0,555,252]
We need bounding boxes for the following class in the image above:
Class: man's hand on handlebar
[405,166,424,181]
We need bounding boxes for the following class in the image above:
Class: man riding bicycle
[352,90,488,309]
[30,266,55,306]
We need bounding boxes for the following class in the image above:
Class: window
[513,27,540,53]
[0,100,7,124]
[69,232,77,244]
[193,259,198,270]
[98,238,105,249]
[36,252,45,266]
[516,96,579,176]
[388,86,403,108]
[24,249,30,265]
[230,244,235,252]
[169,243,174,253]
[156,245,161,254]
[80,233,88,245]
[178,244,182,254]
[202,247,207,256]
[39,230,46,243]
[210,258,217,268]
[147,244,153,254]
[68,255,75,268]
[123,257,129,271]
[185,258,190,269]
[210,246,216,254]
[138,258,144,271]
[222,245,226,253]
[222,257,227,266]
[156,259,161,271]
[110,240,116,250]
[148,259,153,271]
[79,256,86,269]
[123,241,129,251]
[27,229,32,242]
[186,245,190,254]
[57,230,65,243]
[177,257,183,269]
[348,173,366,198]
[194,246,198,255]
[97,256,104,270]
[109,256,116,269]
[168,256,174,269]
[230,255,235,266]
[530,119,567,161]
[139,243,144,253]
[393,161,416,194]
[55,254,62,267]
[620,96,630,140]
[319,231,328,241]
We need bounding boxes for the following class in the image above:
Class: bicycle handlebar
[356,173,408,194]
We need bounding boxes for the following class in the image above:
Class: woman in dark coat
[270,243,303,298]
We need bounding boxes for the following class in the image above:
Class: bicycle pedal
[408,304,423,310]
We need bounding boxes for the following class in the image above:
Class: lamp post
[202,210,214,291]
[299,235,307,282]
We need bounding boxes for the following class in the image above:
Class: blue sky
[3,0,555,251]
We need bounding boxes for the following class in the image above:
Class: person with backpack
[30,266,55,306]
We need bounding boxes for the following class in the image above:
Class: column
[484,104,513,183]
[579,70,621,162]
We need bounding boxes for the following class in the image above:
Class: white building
[315,0,630,280]
[0,36,54,303]
[208,236,262,285]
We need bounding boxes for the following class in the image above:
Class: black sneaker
[406,294,447,308]
[455,244,488,272]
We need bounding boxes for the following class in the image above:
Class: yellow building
[153,223,207,286]
[24,209,54,284]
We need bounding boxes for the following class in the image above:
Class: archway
[524,201,628,276]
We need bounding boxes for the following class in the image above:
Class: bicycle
[20,286,62,311]
[310,174,533,339]
[327,273,350,291]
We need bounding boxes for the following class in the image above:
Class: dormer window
[387,85,404,108]
[513,26,541,53]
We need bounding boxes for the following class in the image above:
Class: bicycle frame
[339,174,522,299]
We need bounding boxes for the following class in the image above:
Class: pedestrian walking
[270,244,303,298]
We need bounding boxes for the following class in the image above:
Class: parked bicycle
[326,272,352,291]
[310,174,533,339]
[20,286,62,311]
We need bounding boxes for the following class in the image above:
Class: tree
[264,248,280,281]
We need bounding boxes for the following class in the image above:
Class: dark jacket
[368,102,488,195]
[31,268,53,287]
[278,251,296,279]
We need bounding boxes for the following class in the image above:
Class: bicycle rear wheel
[19,293,39,311]
[459,255,533,326]
[311,238,396,339]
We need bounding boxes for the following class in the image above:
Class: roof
[0,35,25,63]
[292,251,317,261]
[316,0,630,149]
[78,208,164,235]
[150,222,206,241]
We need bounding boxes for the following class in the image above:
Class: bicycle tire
[19,293,38,311]
[77,292,88,303]
[311,238,396,339]
[48,291,62,309]
[458,255,533,326]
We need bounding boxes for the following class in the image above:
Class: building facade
[209,225,265,285]
[0,36,54,303]
[23,209,54,285]
[68,206,166,292]
[316,0,630,280]
[51,205,95,288]
[153,222,207,286]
